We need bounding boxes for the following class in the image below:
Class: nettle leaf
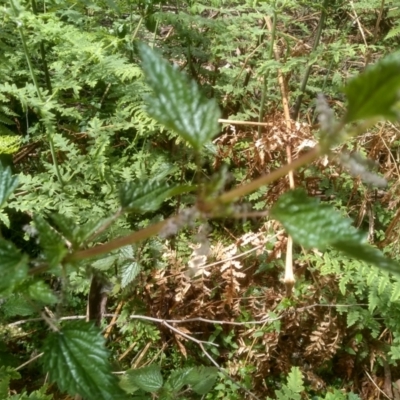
[0,239,28,295]
[271,190,400,274]
[2,295,37,317]
[120,260,140,288]
[92,254,118,271]
[28,280,58,305]
[119,180,192,213]
[0,163,18,209]
[184,366,218,395]
[34,216,68,268]
[42,321,126,400]
[51,214,117,248]
[344,52,400,122]
[165,367,193,392]
[124,365,163,393]
[138,43,221,150]
[119,246,141,288]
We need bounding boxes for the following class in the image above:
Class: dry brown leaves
[126,116,400,398]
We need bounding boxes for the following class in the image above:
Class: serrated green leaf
[119,180,192,213]
[343,52,400,122]
[92,254,118,271]
[0,376,10,399]
[333,239,400,275]
[165,367,193,392]
[0,366,20,381]
[0,209,10,227]
[271,190,400,274]
[138,43,221,150]
[184,366,218,395]
[270,189,359,249]
[286,366,304,393]
[391,282,400,302]
[119,246,141,287]
[118,374,139,394]
[0,163,18,209]
[3,295,37,317]
[124,365,163,393]
[42,321,126,400]
[0,367,19,398]
[28,281,58,305]
[0,113,15,125]
[34,216,68,268]
[0,239,28,295]
[51,214,119,248]
[120,260,141,288]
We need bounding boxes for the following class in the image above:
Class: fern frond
[385,25,400,40]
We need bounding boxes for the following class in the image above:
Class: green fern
[267,367,305,400]
[385,25,400,40]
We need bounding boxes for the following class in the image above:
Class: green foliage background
[1,0,400,398]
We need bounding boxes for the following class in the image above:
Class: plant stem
[31,0,52,93]
[291,0,330,120]
[257,4,277,138]
[9,0,63,185]
[68,146,321,261]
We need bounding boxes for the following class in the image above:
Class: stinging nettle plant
[1,39,400,398]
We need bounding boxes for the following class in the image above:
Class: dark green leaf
[42,321,126,400]
[333,239,400,274]
[138,43,221,150]
[28,281,58,305]
[51,214,118,248]
[270,189,359,249]
[3,295,36,317]
[34,216,68,268]
[92,254,118,271]
[0,366,20,380]
[184,366,218,395]
[166,368,193,392]
[271,190,400,274]
[119,246,141,288]
[0,367,21,399]
[0,239,28,295]
[124,365,163,393]
[119,180,193,213]
[343,52,400,122]
[0,163,18,209]
[120,261,140,287]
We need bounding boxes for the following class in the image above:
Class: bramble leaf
[271,190,400,274]
[0,163,18,209]
[123,365,163,393]
[343,52,400,122]
[0,239,28,295]
[138,43,221,150]
[42,321,126,400]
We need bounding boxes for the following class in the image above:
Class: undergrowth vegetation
[2,0,400,398]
